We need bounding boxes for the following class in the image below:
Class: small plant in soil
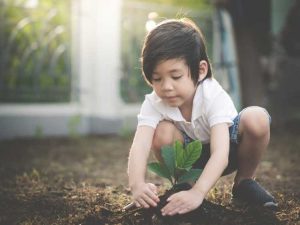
[148,140,203,188]
[146,140,203,217]
[124,140,203,224]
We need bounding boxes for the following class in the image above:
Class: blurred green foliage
[34,125,44,138]
[68,114,81,138]
[132,0,212,9]
[0,0,71,102]
[120,0,213,103]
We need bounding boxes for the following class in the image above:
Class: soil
[0,130,299,225]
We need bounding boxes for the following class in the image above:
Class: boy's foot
[232,179,278,210]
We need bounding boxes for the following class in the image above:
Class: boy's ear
[198,60,208,82]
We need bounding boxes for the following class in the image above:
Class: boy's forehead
[154,58,187,71]
[154,58,187,69]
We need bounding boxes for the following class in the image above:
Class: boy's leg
[233,106,277,208]
[151,120,184,162]
[234,106,270,185]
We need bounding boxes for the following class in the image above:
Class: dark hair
[141,18,212,85]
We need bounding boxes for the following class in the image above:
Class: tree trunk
[215,0,271,107]
[234,27,265,106]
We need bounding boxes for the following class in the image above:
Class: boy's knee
[152,121,177,152]
[240,107,270,138]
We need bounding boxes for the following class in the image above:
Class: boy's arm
[161,123,229,215]
[128,125,160,208]
[192,122,230,195]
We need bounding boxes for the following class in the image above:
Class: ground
[0,130,299,225]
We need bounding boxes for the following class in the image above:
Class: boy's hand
[131,182,160,208]
[161,188,205,216]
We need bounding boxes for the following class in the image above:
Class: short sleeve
[206,90,237,127]
[137,98,163,128]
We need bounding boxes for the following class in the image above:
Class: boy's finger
[168,207,180,216]
[143,193,158,207]
[134,201,141,208]
[166,191,180,202]
[146,189,160,202]
[138,198,150,208]
[162,199,180,215]
[178,207,190,214]
[148,183,158,194]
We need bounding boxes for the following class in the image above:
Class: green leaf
[161,145,175,176]
[182,140,202,168]
[178,169,203,184]
[147,140,203,186]
[174,167,188,180]
[148,162,173,183]
[174,141,184,168]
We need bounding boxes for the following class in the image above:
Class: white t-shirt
[137,78,238,143]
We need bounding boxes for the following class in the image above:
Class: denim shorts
[182,107,271,176]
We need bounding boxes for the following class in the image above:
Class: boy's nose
[161,80,173,91]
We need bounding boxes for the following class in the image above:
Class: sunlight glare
[145,11,158,32]
[24,0,39,8]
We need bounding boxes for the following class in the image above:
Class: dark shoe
[232,179,278,210]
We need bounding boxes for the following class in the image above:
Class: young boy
[127,18,277,216]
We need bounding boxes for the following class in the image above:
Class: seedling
[148,140,203,186]
[123,140,203,211]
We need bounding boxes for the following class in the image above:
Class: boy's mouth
[164,96,179,103]
[165,96,177,100]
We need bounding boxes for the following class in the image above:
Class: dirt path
[0,131,299,224]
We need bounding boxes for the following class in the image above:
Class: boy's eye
[152,78,161,82]
[172,76,182,80]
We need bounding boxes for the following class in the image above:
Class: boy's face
[151,58,197,109]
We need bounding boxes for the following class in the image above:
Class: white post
[77,0,123,118]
